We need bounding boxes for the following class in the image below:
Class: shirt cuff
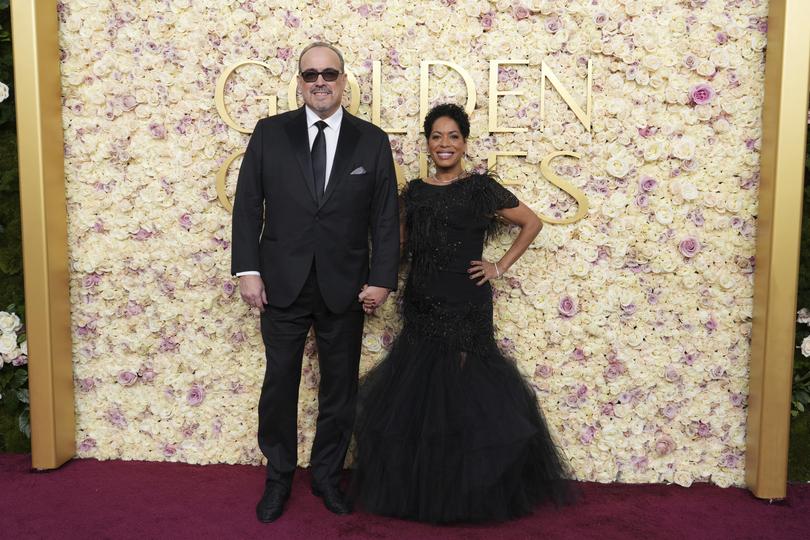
[235,271,260,276]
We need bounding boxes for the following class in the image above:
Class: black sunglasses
[300,68,342,83]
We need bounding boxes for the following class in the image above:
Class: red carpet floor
[1,454,808,539]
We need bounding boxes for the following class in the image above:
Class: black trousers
[257,266,364,489]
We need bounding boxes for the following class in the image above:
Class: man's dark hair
[423,103,471,140]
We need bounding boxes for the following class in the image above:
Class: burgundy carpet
[1,454,808,539]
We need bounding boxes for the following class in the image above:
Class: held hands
[358,285,391,315]
[468,259,502,286]
[239,275,267,313]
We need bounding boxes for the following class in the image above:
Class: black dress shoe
[311,484,352,515]
[256,483,290,523]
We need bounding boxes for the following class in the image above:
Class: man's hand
[239,275,267,313]
[358,285,390,315]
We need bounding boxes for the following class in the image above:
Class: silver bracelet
[494,262,501,278]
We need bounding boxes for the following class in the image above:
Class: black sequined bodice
[399,174,519,347]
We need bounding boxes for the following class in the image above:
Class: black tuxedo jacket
[230,107,400,313]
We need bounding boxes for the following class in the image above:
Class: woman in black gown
[352,104,573,523]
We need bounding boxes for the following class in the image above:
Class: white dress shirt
[236,106,343,277]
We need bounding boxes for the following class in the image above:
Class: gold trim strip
[746,0,810,499]
[11,0,75,469]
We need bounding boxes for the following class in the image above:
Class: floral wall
[60,0,767,487]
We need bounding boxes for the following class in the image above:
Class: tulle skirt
[351,314,574,523]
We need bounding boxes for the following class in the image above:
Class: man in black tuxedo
[231,42,399,523]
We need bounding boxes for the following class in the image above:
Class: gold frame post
[11,0,75,469]
[746,0,810,499]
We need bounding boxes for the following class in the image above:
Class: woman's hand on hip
[468,260,500,286]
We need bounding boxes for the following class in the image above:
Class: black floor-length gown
[352,173,573,523]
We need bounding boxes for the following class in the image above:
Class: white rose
[0,82,9,103]
[643,140,666,161]
[671,137,696,160]
[719,273,737,290]
[680,181,699,201]
[0,312,22,334]
[605,155,630,178]
[0,333,17,355]
[712,472,738,489]
[570,259,590,278]
[696,60,716,77]
[362,334,382,353]
[725,198,744,213]
[801,336,810,358]
[655,208,674,225]
[709,48,730,68]
[673,470,693,488]
[714,118,730,132]
[642,55,662,71]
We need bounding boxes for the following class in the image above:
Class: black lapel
[320,109,361,209]
[284,107,317,204]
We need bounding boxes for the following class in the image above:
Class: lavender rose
[116,370,138,386]
[630,456,649,472]
[148,122,166,139]
[664,365,681,383]
[696,421,712,438]
[121,95,137,111]
[655,434,676,456]
[78,438,97,452]
[11,354,27,367]
[535,364,553,378]
[140,366,157,383]
[187,383,205,406]
[639,176,658,192]
[513,5,530,21]
[579,425,596,445]
[480,11,494,31]
[179,213,192,230]
[662,404,679,419]
[78,377,96,392]
[689,83,715,105]
[545,16,561,32]
[106,407,127,428]
[222,281,236,297]
[678,237,701,258]
[558,295,578,318]
[721,453,741,468]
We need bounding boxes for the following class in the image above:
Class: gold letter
[488,60,528,133]
[215,150,244,213]
[540,60,592,132]
[538,151,589,224]
[419,61,476,131]
[419,152,428,179]
[215,61,277,134]
[372,61,406,134]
